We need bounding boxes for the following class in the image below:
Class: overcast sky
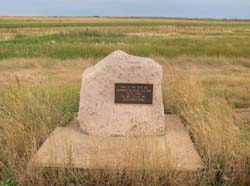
[0,0,250,19]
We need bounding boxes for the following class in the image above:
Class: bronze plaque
[115,83,153,104]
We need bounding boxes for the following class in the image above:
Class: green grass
[1,31,250,60]
[1,21,250,28]
[1,18,250,186]
[0,178,15,186]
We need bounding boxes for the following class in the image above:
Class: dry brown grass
[0,58,93,85]
[0,57,250,185]
[1,57,250,107]
[1,16,250,186]
[1,17,250,41]
[2,16,249,23]
[2,25,250,42]
[163,73,250,185]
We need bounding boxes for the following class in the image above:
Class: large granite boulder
[78,50,165,137]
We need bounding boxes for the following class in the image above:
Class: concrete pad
[31,115,203,171]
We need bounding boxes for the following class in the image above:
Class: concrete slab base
[31,115,203,171]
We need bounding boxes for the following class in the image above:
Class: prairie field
[0,17,250,186]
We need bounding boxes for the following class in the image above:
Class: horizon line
[1,15,250,21]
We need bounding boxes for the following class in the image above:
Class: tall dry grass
[163,72,250,185]
[0,85,79,185]
[0,72,250,185]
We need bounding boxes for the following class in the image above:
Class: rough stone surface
[78,50,165,137]
[31,115,204,171]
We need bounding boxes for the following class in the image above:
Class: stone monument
[78,50,165,137]
[32,50,203,171]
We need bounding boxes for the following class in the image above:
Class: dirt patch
[127,32,178,37]
[235,108,250,128]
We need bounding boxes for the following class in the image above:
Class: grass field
[0,17,250,186]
